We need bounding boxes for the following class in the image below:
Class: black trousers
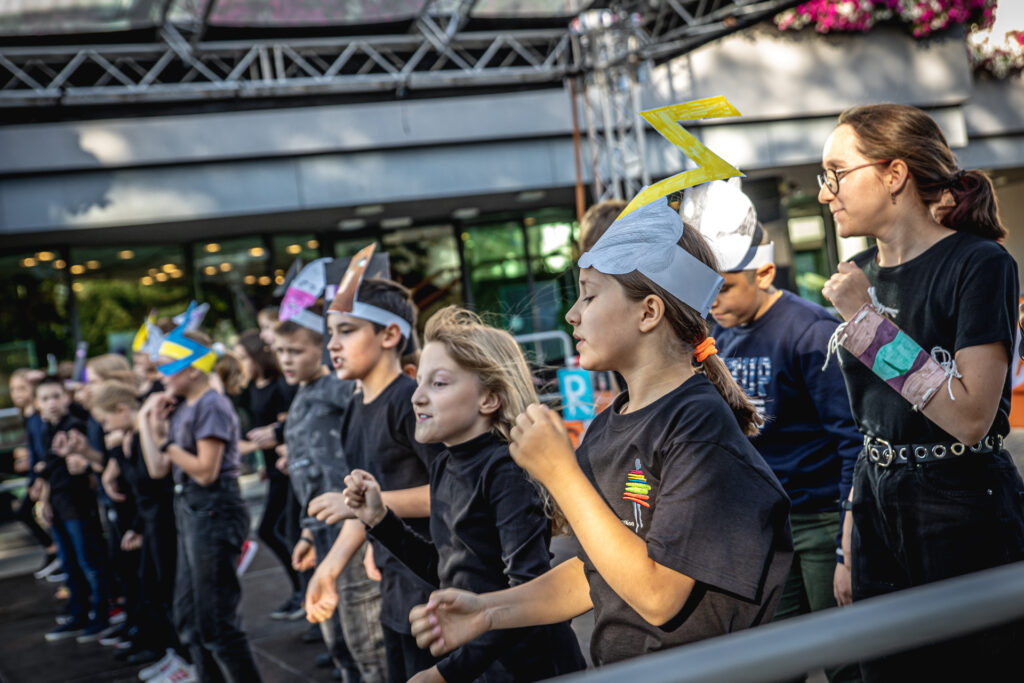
[257,474,298,592]
[137,505,179,652]
[382,625,437,683]
[173,478,262,683]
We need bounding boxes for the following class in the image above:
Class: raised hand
[409,588,492,657]
[291,538,316,571]
[822,261,873,321]
[308,492,356,526]
[509,403,577,486]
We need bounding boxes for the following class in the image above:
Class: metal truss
[572,0,803,202]
[0,0,801,108]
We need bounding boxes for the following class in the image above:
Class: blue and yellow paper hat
[157,301,217,376]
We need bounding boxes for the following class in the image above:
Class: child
[8,369,59,578]
[91,380,179,669]
[305,249,443,682]
[693,180,862,682]
[272,316,385,683]
[343,305,586,682]
[409,198,793,666]
[34,375,109,643]
[138,327,262,682]
[234,329,302,619]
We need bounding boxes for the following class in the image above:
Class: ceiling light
[203,266,217,276]
[306,239,319,249]
[21,257,36,267]
[452,207,479,220]
[72,282,84,293]
[70,265,86,275]
[338,218,366,231]
[118,250,134,260]
[205,243,220,253]
[249,247,265,258]
[155,272,168,282]
[54,260,66,269]
[258,276,271,286]
[219,262,232,272]
[516,190,546,202]
[381,216,413,229]
[162,263,176,272]
[141,276,154,285]
[37,251,55,262]
[286,244,301,254]
[86,260,100,269]
[355,204,384,216]
[244,275,257,285]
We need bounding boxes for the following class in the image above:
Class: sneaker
[109,607,127,624]
[45,622,85,642]
[46,571,69,583]
[154,663,197,683]
[300,623,322,644]
[139,650,177,681]
[55,614,74,626]
[235,540,258,577]
[127,649,162,666]
[76,621,109,643]
[34,555,61,580]
[270,592,304,620]
[100,625,127,647]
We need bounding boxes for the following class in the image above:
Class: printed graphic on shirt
[724,356,771,419]
[622,458,651,532]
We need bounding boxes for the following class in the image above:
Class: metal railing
[562,559,1024,683]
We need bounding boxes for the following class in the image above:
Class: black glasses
[817,160,890,194]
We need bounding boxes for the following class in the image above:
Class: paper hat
[172,302,209,331]
[157,301,217,376]
[579,198,724,318]
[327,243,412,339]
[279,257,331,334]
[131,311,166,360]
[274,258,303,298]
[682,180,773,273]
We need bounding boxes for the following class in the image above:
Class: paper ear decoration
[579,199,724,317]
[157,301,217,376]
[327,243,411,339]
[279,257,331,334]
[682,180,774,273]
[619,96,743,219]
[274,258,304,297]
[172,302,209,331]
[132,311,167,360]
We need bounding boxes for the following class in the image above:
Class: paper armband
[840,304,950,412]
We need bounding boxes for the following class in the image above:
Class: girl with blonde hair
[341,306,586,682]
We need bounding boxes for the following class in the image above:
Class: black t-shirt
[248,376,297,478]
[110,432,173,526]
[342,373,443,633]
[369,432,586,681]
[841,232,1018,443]
[40,413,99,522]
[575,375,793,665]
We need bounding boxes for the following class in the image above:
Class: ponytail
[699,354,762,437]
[942,170,1006,240]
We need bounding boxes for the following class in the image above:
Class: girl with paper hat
[408,190,793,664]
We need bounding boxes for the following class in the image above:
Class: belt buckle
[875,438,895,467]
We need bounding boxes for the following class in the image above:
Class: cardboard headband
[279,257,331,334]
[131,311,165,360]
[327,243,412,339]
[157,301,217,376]
[682,179,774,273]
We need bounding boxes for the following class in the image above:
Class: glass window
[0,251,71,363]
[382,225,463,329]
[460,219,531,333]
[69,245,189,355]
[194,237,272,340]
[272,235,321,289]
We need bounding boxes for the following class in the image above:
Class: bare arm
[305,519,368,623]
[138,397,171,480]
[165,438,224,487]
[380,484,430,518]
[410,557,592,656]
[918,342,1008,445]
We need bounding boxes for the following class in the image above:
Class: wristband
[840,499,853,511]
[837,304,954,412]
[159,438,174,453]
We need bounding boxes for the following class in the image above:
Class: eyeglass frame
[817,160,891,195]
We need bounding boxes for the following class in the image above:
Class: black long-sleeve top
[369,431,586,682]
[39,413,98,521]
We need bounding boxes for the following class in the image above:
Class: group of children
[7,102,1020,683]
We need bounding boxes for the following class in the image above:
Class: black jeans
[173,478,262,683]
[851,449,1024,682]
[257,475,299,592]
[138,506,179,652]
[382,625,437,683]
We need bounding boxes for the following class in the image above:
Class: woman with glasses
[818,103,1024,682]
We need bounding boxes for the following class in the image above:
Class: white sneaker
[154,663,197,683]
[34,557,61,580]
[139,649,177,681]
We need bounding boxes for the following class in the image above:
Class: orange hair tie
[694,337,718,363]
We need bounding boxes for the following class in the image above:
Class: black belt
[864,434,1004,468]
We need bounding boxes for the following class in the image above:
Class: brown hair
[580,200,627,253]
[87,354,136,387]
[237,330,281,381]
[610,225,762,437]
[837,104,1005,240]
[91,380,139,413]
[274,320,323,347]
[214,352,247,396]
[424,306,571,535]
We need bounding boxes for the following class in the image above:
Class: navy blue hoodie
[713,291,861,515]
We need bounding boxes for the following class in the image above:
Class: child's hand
[65,454,89,475]
[102,470,127,503]
[363,544,381,582]
[104,429,124,450]
[12,446,29,473]
[342,470,387,527]
[246,424,278,449]
[509,403,578,486]
[291,538,316,571]
[147,394,176,441]
[308,492,356,526]
[121,530,143,552]
[410,588,492,657]
[275,445,289,474]
[51,431,70,457]
[408,666,446,683]
[305,561,339,624]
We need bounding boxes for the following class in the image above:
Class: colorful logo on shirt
[623,458,651,532]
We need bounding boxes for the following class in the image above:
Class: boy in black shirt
[306,247,442,682]
[35,375,109,643]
